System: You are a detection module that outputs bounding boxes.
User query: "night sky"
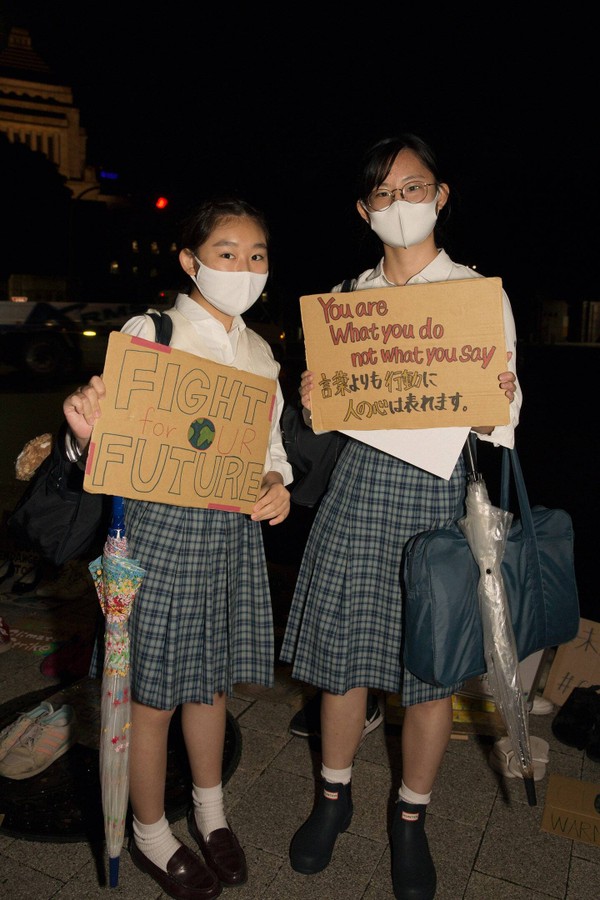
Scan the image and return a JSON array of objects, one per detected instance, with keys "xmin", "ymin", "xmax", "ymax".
[{"xmin": 1, "ymin": 4, "xmax": 597, "ymax": 332}]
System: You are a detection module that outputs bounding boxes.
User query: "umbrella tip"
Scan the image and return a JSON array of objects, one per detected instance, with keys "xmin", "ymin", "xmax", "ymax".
[
  {"xmin": 109, "ymin": 856, "xmax": 120, "ymax": 887},
  {"xmin": 524, "ymin": 777, "xmax": 537, "ymax": 806}
]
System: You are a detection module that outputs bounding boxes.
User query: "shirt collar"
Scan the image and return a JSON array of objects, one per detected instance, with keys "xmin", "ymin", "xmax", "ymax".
[
  {"xmin": 174, "ymin": 292, "xmax": 246, "ymax": 333},
  {"xmin": 366, "ymin": 248, "xmax": 454, "ymax": 286}
]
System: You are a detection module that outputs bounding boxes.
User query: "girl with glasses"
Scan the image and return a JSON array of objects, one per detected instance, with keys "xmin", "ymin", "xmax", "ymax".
[{"xmin": 280, "ymin": 134, "xmax": 521, "ymax": 900}]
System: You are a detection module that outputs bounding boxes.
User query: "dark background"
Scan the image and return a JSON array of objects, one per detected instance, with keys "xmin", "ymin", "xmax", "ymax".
[{"xmin": 0, "ymin": 3, "xmax": 597, "ymax": 339}]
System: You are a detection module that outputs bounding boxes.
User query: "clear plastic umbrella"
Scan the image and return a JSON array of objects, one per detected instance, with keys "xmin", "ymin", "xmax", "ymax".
[
  {"xmin": 89, "ymin": 496, "xmax": 146, "ymax": 886},
  {"xmin": 458, "ymin": 438, "xmax": 536, "ymax": 805}
]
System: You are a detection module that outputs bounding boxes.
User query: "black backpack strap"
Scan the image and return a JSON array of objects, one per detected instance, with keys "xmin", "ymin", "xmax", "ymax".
[
  {"xmin": 340, "ymin": 278, "xmax": 357, "ymax": 292},
  {"xmin": 147, "ymin": 311, "xmax": 173, "ymax": 346}
]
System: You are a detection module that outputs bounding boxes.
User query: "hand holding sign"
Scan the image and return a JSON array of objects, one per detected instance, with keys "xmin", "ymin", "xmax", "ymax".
[{"xmin": 84, "ymin": 332, "xmax": 277, "ymax": 514}]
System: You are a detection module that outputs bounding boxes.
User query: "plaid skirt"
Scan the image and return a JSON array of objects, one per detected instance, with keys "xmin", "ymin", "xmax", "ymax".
[
  {"xmin": 91, "ymin": 500, "xmax": 273, "ymax": 709},
  {"xmin": 279, "ymin": 438, "xmax": 466, "ymax": 706}
]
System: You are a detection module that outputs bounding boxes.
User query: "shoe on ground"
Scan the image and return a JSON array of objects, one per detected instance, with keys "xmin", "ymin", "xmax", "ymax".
[
  {"xmin": 391, "ymin": 800, "xmax": 436, "ymax": 900},
  {"xmin": 289, "ymin": 691, "xmax": 384, "ymax": 740},
  {"xmin": 0, "ymin": 703, "xmax": 77, "ymax": 779},
  {"xmin": 530, "ymin": 695, "xmax": 554, "ymax": 715},
  {"xmin": 488, "ymin": 735, "xmax": 550, "ymax": 782},
  {"xmin": 0, "ymin": 700, "xmax": 54, "ymax": 762},
  {"xmin": 129, "ymin": 837, "xmax": 222, "ymax": 899},
  {"xmin": 289, "ymin": 781, "xmax": 353, "ymax": 874},
  {"xmin": 187, "ymin": 808, "xmax": 247, "ymax": 886},
  {"xmin": 0, "ymin": 616, "xmax": 11, "ymax": 654},
  {"xmin": 10, "ymin": 562, "xmax": 45, "ymax": 596}
]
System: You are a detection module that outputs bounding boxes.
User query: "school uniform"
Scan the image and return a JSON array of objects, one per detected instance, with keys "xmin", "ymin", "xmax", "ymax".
[{"xmin": 279, "ymin": 251, "xmax": 520, "ymax": 705}]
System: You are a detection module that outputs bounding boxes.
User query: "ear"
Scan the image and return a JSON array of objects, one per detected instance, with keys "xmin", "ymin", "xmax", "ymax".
[
  {"xmin": 179, "ymin": 248, "xmax": 196, "ymax": 276},
  {"xmin": 436, "ymin": 183, "xmax": 449, "ymax": 213},
  {"xmin": 356, "ymin": 199, "xmax": 370, "ymax": 223}
]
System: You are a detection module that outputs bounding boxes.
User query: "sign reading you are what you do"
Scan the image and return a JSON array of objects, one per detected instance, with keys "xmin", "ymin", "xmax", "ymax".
[
  {"xmin": 300, "ymin": 277, "xmax": 510, "ymax": 433},
  {"xmin": 84, "ymin": 332, "xmax": 276, "ymax": 515}
]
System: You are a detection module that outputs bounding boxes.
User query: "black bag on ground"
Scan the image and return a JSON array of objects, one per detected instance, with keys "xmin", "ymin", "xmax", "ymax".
[{"xmin": 6, "ymin": 310, "xmax": 174, "ymax": 566}]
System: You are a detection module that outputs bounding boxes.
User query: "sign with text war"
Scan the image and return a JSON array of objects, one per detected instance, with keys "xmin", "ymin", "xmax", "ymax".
[
  {"xmin": 83, "ymin": 331, "xmax": 277, "ymax": 514},
  {"xmin": 300, "ymin": 277, "xmax": 510, "ymax": 431}
]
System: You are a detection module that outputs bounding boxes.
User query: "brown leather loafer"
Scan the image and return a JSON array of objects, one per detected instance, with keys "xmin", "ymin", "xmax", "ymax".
[
  {"xmin": 187, "ymin": 808, "xmax": 248, "ymax": 886},
  {"xmin": 129, "ymin": 838, "xmax": 221, "ymax": 899}
]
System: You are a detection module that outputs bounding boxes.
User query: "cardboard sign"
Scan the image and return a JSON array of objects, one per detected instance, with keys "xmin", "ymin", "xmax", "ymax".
[
  {"xmin": 541, "ymin": 774, "xmax": 600, "ymax": 847},
  {"xmin": 83, "ymin": 332, "xmax": 277, "ymax": 514},
  {"xmin": 300, "ymin": 277, "xmax": 510, "ymax": 432},
  {"xmin": 542, "ymin": 618, "xmax": 600, "ymax": 707}
]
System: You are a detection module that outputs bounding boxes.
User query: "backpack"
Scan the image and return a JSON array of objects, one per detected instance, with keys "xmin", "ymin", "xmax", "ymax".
[{"xmin": 7, "ymin": 312, "xmax": 174, "ymax": 566}]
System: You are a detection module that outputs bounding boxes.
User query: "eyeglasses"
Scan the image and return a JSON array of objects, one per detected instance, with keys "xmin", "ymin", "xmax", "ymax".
[{"xmin": 366, "ymin": 181, "xmax": 439, "ymax": 211}]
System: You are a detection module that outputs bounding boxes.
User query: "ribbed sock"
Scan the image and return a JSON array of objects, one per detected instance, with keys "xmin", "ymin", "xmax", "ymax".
[
  {"xmin": 132, "ymin": 814, "xmax": 181, "ymax": 872},
  {"xmin": 192, "ymin": 782, "xmax": 228, "ymax": 838},
  {"xmin": 322, "ymin": 764, "xmax": 353, "ymax": 786},
  {"xmin": 398, "ymin": 780, "xmax": 432, "ymax": 805}
]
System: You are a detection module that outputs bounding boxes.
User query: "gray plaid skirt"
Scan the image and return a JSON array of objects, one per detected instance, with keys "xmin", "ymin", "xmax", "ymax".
[
  {"xmin": 279, "ymin": 437, "xmax": 466, "ymax": 706},
  {"xmin": 91, "ymin": 500, "xmax": 273, "ymax": 709}
]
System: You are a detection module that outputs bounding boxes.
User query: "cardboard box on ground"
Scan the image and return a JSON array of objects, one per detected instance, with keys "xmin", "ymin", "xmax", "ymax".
[
  {"xmin": 541, "ymin": 774, "xmax": 600, "ymax": 848},
  {"xmin": 543, "ymin": 618, "xmax": 600, "ymax": 707}
]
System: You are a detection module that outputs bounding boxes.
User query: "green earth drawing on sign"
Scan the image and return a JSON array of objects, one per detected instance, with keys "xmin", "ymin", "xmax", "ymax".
[{"xmin": 188, "ymin": 418, "xmax": 216, "ymax": 451}]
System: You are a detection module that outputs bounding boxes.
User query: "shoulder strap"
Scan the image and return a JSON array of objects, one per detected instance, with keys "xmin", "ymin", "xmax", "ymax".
[
  {"xmin": 340, "ymin": 278, "xmax": 356, "ymax": 292},
  {"xmin": 147, "ymin": 311, "xmax": 173, "ymax": 346}
]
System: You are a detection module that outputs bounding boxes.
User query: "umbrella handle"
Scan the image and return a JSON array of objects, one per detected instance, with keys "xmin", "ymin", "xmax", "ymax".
[
  {"xmin": 110, "ymin": 496, "xmax": 125, "ymax": 537},
  {"xmin": 462, "ymin": 434, "xmax": 481, "ymax": 482}
]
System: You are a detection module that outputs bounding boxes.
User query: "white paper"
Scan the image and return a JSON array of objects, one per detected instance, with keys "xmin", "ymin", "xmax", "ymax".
[{"xmin": 340, "ymin": 425, "xmax": 471, "ymax": 480}]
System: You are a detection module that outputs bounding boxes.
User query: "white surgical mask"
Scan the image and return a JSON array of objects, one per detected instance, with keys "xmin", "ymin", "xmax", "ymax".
[
  {"xmin": 192, "ymin": 257, "xmax": 268, "ymax": 316},
  {"xmin": 366, "ymin": 196, "xmax": 439, "ymax": 249}
]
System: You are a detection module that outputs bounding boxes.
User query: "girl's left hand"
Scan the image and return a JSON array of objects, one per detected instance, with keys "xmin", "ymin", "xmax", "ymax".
[
  {"xmin": 251, "ymin": 477, "xmax": 290, "ymax": 525},
  {"xmin": 499, "ymin": 351, "xmax": 516, "ymax": 402}
]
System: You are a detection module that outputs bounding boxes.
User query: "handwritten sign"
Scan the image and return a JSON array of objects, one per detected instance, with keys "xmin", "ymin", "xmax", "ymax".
[
  {"xmin": 542, "ymin": 618, "xmax": 600, "ymax": 707},
  {"xmin": 300, "ymin": 277, "xmax": 510, "ymax": 431},
  {"xmin": 84, "ymin": 331, "xmax": 277, "ymax": 514}
]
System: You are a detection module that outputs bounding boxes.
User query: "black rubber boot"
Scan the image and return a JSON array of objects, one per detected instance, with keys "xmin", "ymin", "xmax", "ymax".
[
  {"xmin": 289, "ymin": 781, "xmax": 353, "ymax": 874},
  {"xmin": 391, "ymin": 800, "xmax": 436, "ymax": 900}
]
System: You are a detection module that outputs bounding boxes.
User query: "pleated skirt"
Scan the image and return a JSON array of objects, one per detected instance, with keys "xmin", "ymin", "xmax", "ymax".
[
  {"xmin": 92, "ymin": 499, "xmax": 273, "ymax": 709},
  {"xmin": 279, "ymin": 437, "xmax": 466, "ymax": 706}
]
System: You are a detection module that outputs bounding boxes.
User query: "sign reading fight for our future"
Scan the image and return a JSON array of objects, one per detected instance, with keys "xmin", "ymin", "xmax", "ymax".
[
  {"xmin": 300, "ymin": 277, "xmax": 510, "ymax": 432},
  {"xmin": 84, "ymin": 332, "xmax": 277, "ymax": 514}
]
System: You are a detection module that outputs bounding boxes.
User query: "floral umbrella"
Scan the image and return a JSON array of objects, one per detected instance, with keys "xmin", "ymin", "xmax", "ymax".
[
  {"xmin": 89, "ymin": 496, "xmax": 145, "ymax": 887},
  {"xmin": 459, "ymin": 438, "xmax": 536, "ymax": 806}
]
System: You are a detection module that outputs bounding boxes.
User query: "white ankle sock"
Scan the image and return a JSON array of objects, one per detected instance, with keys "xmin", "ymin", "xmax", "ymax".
[
  {"xmin": 192, "ymin": 782, "xmax": 228, "ymax": 838},
  {"xmin": 322, "ymin": 764, "xmax": 352, "ymax": 786},
  {"xmin": 132, "ymin": 814, "xmax": 181, "ymax": 872},
  {"xmin": 398, "ymin": 781, "xmax": 432, "ymax": 805}
]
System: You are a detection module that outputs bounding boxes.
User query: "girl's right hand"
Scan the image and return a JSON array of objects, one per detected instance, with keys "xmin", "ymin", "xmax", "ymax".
[
  {"xmin": 63, "ymin": 375, "xmax": 106, "ymax": 449},
  {"xmin": 299, "ymin": 370, "xmax": 315, "ymax": 411}
]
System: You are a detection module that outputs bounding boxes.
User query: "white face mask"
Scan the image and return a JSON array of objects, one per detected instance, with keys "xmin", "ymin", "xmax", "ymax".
[
  {"xmin": 192, "ymin": 257, "xmax": 268, "ymax": 316},
  {"xmin": 366, "ymin": 196, "xmax": 439, "ymax": 249}
]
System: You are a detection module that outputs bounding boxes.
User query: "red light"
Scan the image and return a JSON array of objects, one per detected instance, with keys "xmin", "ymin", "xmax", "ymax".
[{"xmin": 155, "ymin": 196, "xmax": 169, "ymax": 209}]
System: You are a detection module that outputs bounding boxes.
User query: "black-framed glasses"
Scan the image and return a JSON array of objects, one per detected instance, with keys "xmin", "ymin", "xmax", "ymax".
[{"xmin": 366, "ymin": 181, "xmax": 439, "ymax": 211}]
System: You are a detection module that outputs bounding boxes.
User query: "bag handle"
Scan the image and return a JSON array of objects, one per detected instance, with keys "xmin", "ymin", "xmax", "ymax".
[{"xmin": 501, "ymin": 446, "xmax": 536, "ymax": 540}]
